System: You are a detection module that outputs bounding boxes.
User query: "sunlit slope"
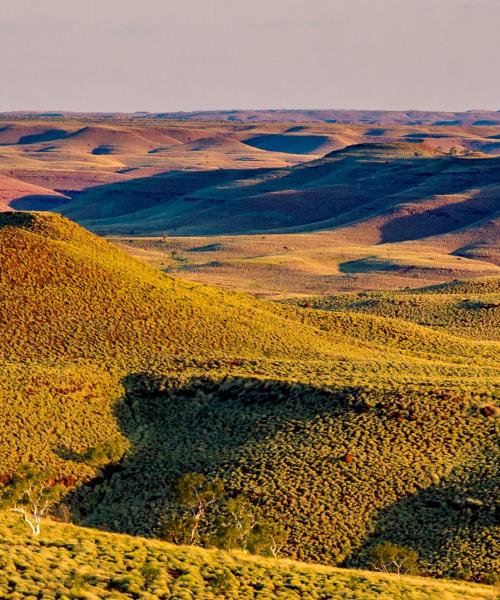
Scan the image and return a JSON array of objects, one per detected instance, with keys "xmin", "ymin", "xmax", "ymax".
[
  {"xmin": 289, "ymin": 277, "xmax": 500, "ymax": 341},
  {"xmin": 0, "ymin": 212, "xmax": 498, "ymax": 582},
  {"xmin": 0, "ymin": 515, "xmax": 493, "ymax": 600},
  {"xmin": 2, "ymin": 212, "xmax": 497, "ymax": 370},
  {"xmin": 0, "ymin": 212, "xmax": 338, "ymax": 365}
]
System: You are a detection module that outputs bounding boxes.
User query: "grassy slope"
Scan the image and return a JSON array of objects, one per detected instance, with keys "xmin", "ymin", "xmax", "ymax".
[
  {"xmin": 0, "ymin": 212, "xmax": 341, "ymax": 366},
  {"xmin": 0, "ymin": 212, "xmax": 498, "ymax": 583},
  {"xmin": 0, "ymin": 514, "xmax": 494, "ymax": 600},
  {"xmin": 287, "ymin": 277, "xmax": 500, "ymax": 341}
]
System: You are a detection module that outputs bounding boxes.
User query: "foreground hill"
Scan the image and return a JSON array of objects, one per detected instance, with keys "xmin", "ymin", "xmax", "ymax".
[
  {"xmin": 0, "ymin": 514, "xmax": 493, "ymax": 600},
  {"xmin": 0, "ymin": 212, "xmax": 498, "ymax": 583}
]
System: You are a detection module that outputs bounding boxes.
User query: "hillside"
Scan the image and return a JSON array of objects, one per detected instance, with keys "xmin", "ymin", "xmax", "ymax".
[
  {"xmin": 116, "ymin": 229, "xmax": 500, "ymax": 298},
  {"xmin": 0, "ymin": 173, "xmax": 68, "ymax": 211},
  {"xmin": 59, "ymin": 143, "xmax": 500, "ymax": 241},
  {"xmin": 0, "ymin": 212, "xmax": 498, "ymax": 584},
  {"xmin": 286, "ymin": 277, "xmax": 500, "ymax": 341},
  {"xmin": 0, "ymin": 514, "xmax": 494, "ymax": 600},
  {"xmin": 0, "ymin": 211, "xmax": 343, "ymax": 366}
]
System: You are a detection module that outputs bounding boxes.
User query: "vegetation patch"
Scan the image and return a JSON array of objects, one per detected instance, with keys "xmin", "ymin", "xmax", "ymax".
[
  {"xmin": 0, "ymin": 212, "xmax": 498, "ymax": 585},
  {"xmin": 0, "ymin": 513, "xmax": 494, "ymax": 599}
]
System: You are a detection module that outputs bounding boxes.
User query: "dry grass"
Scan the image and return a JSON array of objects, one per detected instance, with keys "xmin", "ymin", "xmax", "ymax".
[
  {"xmin": 0, "ymin": 513, "xmax": 495, "ymax": 599},
  {"xmin": 115, "ymin": 235, "xmax": 500, "ymax": 297}
]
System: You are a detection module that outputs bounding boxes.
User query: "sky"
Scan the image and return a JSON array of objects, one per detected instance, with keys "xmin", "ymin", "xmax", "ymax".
[{"xmin": 0, "ymin": 0, "xmax": 499, "ymax": 113}]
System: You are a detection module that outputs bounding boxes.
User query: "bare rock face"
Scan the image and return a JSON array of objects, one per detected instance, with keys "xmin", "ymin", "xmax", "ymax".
[
  {"xmin": 343, "ymin": 452, "xmax": 354, "ymax": 464},
  {"xmin": 480, "ymin": 405, "xmax": 496, "ymax": 418}
]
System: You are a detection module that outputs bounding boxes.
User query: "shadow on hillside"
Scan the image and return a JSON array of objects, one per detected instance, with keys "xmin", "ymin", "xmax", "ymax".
[
  {"xmin": 379, "ymin": 185, "xmax": 500, "ymax": 244},
  {"xmin": 69, "ymin": 373, "xmax": 366, "ymax": 536},
  {"xmin": 6, "ymin": 149, "xmax": 494, "ymax": 236},
  {"xmin": 0, "ymin": 128, "xmax": 70, "ymax": 146},
  {"xmin": 350, "ymin": 466, "xmax": 498, "ymax": 580},
  {"xmin": 242, "ymin": 133, "xmax": 331, "ymax": 154},
  {"xmin": 339, "ymin": 257, "xmax": 400, "ymax": 273},
  {"xmin": 8, "ymin": 195, "xmax": 69, "ymax": 211},
  {"xmin": 64, "ymin": 372, "xmax": 497, "ymax": 581},
  {"xmin": 17, "ymin": 129, "xmax": 70, "ymax": 145}
]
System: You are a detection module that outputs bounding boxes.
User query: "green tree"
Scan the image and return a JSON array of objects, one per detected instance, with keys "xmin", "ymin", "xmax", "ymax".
[
  {"xmin": 0, "ymin": 465, "xmax": 64, "ymax": 536},
  {"xmin": 212, "ymin": 496, "xmax": 287, "ymax": 557},
  {"xmin": 166, "ymin": 473, "xmax": 225, "ymax": 545},
  {"xmin": 368, "ymin": 542, "xmax": 419, "ymax": 575}
]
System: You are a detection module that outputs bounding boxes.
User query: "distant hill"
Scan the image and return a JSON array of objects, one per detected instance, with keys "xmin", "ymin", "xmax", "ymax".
[
  {"xmin": 0, "ymin": 212, "xmax": 498, "ymax": 582},
  {"xmin": 145, "ymin": 108, "xmax": 500, "ymax": 126},
  {"xmin": 2, "ymin": 108, "xmax": 500, "ymax": 126},
  {"xmin": 61, "ymin": 143, "xmax": 499, "ymax": 264},
  {"xmin": 0, "ymin": 173, "xmax": 68, "ymax": 211},
  {"xmin": 1, "ymin": 117, "xmax": 498, "ymax": 293}
]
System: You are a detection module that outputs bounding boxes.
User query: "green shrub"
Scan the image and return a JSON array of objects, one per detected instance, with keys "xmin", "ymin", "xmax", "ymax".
[{"xmin": 367, "ymin": 542, "xmax": 419, "ymax": 575}]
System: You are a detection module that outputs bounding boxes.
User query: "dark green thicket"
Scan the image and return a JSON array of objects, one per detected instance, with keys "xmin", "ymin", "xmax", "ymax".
[{"xmin": 72, "ymin": 374, "xmax": 498, "ymax": 581}]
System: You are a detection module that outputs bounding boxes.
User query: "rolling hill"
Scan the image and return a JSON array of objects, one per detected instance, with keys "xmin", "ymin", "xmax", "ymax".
[
  {"xmin": 2, "ymin": 118, "xmax": 498, "ymax": 299},
  {"xmin": 0, "ymin": 212, "xmax": 498, "ymax": 585},
  {"xmin": 3, "ymin": 108, "xmax": 500, "ymax": 126},
  {"xmin": 0, "ymin": 173, "xmax": 68, "ymax": 211},
  {"xmin": 115, "ymin": 226, "xmax": 500, "ymax": 298},
  {"xmin": 1, "ymin": 117, "xmax": 498, "ymax": 209},
  {"xmin": 52, "ymin": 139, "xmax": 497, "ymax": 296},
  {"xmin": 59, "ymin": 143, "xmax": 499, "ymax": 246},
  {"xmin": 0, "ymin": 513, "xmax": 494, "ymax": 599}
]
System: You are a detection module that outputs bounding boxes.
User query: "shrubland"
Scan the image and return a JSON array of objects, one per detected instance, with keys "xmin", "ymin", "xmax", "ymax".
[
  {"xmin": 0, "ymin": 513, "xmax": 495, "ymax": 599},
  {"xmin": 288, "ymin": 278, "xmax": 499, "ymax": 341},
  {"xmin": 0, "ymin": 212, "xmax": 498, "ymax": 586}
]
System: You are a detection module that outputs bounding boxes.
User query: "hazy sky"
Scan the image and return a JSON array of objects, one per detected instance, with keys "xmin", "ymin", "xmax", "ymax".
[{"xmin": 1, "ymin": 0, "xmax": 498, "ymax": 112}]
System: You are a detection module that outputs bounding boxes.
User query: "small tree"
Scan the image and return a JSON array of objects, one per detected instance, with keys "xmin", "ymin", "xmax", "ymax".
[
  {"xmin": 173, "ymin": 472, "xmax": 224, "ymax": 544},
  {"xmin": 368, "ymin": 541, "xmax": 418, "ymax": 575},
  {"xmin": 0, "ymin": 465, "xmax": 64, "ymax": 536},
  {"xmin": 258, "ymin": 518, "xmax": 287, "ymax": 558},
  {"xmin": 212, "ymin": 496, "xmax": 258, "ymax": 552},
  {"xmin": 212, "ymin": 496, "xmax": 287, "ymax": 557},
  {"xmin": 159, "ymin": 510, "xmax": 197, "ymax": 545}
]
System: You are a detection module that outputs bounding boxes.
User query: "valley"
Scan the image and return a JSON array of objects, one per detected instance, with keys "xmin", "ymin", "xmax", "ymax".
[
  {"xmin": 0, "ymin": 114, "xmax": 499, "ymax": 296},
  {"xmin": 0, "ymin": 113, "xmax": 498, "ymax": 598}
]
